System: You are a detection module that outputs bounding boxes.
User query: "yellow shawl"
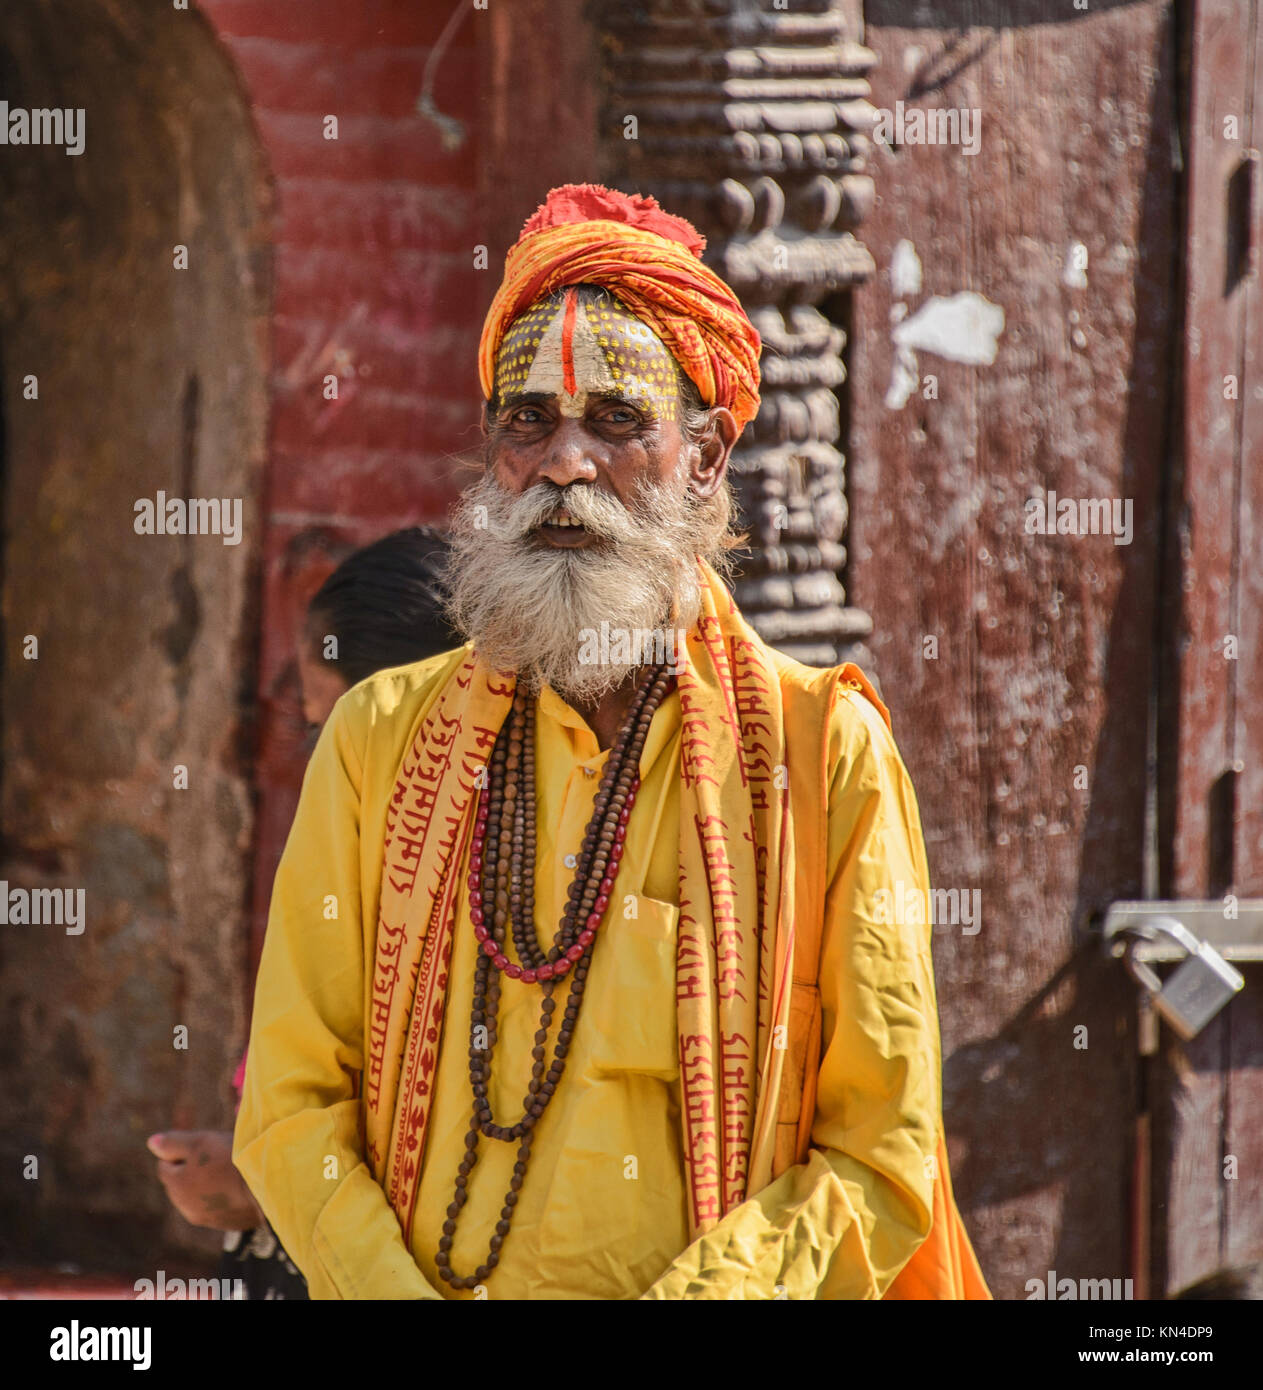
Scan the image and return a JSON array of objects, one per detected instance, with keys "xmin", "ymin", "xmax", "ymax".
[{"xmin": 362, "ymin": 559, "xmax": 987, "ymax": 1299}]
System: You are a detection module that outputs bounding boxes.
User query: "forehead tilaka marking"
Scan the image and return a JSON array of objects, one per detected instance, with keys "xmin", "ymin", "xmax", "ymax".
[{"xmin": 494, "ymin": 288, "xmax": 684, "ymax": 421}]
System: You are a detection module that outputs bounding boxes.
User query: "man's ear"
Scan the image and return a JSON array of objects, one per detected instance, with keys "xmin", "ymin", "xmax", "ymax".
[{"xmin": 686, "ymin": 406, "xmax": 739, "ymax": 499}]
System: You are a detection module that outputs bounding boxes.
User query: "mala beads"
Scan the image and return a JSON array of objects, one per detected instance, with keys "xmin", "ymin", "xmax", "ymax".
[{"xmin": 434, "ymin": 662, "xmax": 675, "ymax": 1290}]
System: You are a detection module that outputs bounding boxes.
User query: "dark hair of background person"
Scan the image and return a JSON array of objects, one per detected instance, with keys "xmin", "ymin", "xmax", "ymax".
[{"xmin": 306, "ymin": 525, "xmax": 457, "ymax": 685}]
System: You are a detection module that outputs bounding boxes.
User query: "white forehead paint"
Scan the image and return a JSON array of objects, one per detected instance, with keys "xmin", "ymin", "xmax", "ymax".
[
  {"xmin": 522, "ymin": 295, "xmax": 617, "ymax": 418},
  {"xmin": 496, "ymin": 288, "xmax": 684, "ymax": 422}
]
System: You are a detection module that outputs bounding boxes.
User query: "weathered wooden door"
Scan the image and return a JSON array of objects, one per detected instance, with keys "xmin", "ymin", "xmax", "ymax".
[
  {"xmin": 1148, "ymin": 0, "xmax": 1263, "ymax": 1298},
  {"xmin": 851, "ymin": 0, "xmax": 1261, "ymax": 1299}
]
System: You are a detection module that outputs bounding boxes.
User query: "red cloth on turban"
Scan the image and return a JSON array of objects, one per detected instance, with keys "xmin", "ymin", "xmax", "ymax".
[{"xmin": 479, "ymin": 184, "xmax": 762, "ymax": 430}]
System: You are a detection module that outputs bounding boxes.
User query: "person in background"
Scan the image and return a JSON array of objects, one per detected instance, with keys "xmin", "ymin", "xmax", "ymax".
[{"xmin": 146, "ymin": 525, "xmax": 455, "ymax": 1299}]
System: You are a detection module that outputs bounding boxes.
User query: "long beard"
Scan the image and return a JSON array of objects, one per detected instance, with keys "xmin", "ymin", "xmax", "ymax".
[{"xmin": 445, "ymin": 469, "xmax": 721, "ymax": 706}]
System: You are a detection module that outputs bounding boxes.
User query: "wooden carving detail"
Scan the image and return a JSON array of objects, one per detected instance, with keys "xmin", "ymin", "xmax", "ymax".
[{"xmin": 600, "ymin": 0, "xmax": 877, "ymax": 665}]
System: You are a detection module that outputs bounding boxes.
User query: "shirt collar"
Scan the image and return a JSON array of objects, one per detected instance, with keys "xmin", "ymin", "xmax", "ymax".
[{"xmin": 538, "ymin": 680, "xmax": 680, "ymax": 776}]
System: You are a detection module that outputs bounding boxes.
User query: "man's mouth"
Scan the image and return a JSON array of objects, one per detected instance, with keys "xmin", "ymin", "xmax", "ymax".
[{"xmin": 535, "ymin": 508, "xmax": 594, "ymax": 546}]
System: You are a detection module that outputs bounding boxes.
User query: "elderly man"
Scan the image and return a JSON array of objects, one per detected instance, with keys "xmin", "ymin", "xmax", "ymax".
[{"xmin": 233, "ymin": 184, "xmax": 990, "ymax": 1301}]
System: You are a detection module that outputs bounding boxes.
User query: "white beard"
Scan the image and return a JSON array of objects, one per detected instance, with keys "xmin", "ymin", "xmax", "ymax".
[{"xmin": 446, "ymin": 469, "xmax": 725, "ymax": 706}]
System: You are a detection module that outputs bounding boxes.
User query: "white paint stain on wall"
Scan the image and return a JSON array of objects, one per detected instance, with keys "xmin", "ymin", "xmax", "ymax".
[
  {"xmin": 884, "ymin": 238, "xmax": 1005, "ymax": 409},
  {"xmin": 890, "ymin": 238, "xmax": 923, "ymax": 298},
  {"xmin": 884, "ymin": 344, "xmax": 921, "ymax": 410},
  {"xmin": 893, "ymin": 292, "xmax": 1005, "ymax": 365},
  {"xmin": 1063, "ymin": 241, "xmax": 1089, "ymax": 288}
]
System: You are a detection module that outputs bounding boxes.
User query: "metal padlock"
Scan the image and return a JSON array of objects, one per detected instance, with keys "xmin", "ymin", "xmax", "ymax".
[{"xmin": 1121, "ymin": 916, "xmax": 1244, "ymax": 1040}]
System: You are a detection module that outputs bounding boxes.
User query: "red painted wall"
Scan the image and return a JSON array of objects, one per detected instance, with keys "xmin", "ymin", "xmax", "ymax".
[{"xmin": 198, "ymin": 0, "xmax": 486, "ymax": 969}]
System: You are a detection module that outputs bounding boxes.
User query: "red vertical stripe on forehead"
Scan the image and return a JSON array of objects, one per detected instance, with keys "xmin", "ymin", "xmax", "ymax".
[{"xmin": 561, "ymin": 288, "xmax": 578, "ymax": 397}]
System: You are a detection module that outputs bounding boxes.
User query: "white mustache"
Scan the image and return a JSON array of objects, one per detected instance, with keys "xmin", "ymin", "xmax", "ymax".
[{"xmin": 495, "ymin": 482, "xmax": 646, "ymax": 542}]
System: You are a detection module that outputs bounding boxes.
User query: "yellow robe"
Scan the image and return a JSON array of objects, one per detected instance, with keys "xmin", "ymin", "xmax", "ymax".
[{"xmin": 234, "ymin": 647, "xmax": 981, "ymax": 1299}]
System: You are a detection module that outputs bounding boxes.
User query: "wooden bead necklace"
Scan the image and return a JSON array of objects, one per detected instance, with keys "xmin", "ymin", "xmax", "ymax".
[{"xmin": 434, "ymin": 662, "xmax": 675, "ymax": 1290}]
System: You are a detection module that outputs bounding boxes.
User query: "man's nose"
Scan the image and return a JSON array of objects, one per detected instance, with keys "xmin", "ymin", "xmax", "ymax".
[{"xmin": 536, "ymin": 417, "xmax": 598, "ymax": 489}]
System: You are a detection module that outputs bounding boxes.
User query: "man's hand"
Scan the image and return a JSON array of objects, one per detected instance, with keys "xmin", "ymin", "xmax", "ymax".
[{"xmin": 147, "ymin": 1130, "xmax": 265, "ymax": 1231}]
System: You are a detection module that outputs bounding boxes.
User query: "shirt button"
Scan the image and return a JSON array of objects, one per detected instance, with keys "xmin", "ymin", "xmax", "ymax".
[{"xmin": 584, "ymin": 767, "xmax": 596, "ymax": 777}]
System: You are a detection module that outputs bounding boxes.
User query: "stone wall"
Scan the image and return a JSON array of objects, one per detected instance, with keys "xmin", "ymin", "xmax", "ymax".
[{"xmin": 0, "ymin": 0, "xmax": 270, "ymax": 1265}]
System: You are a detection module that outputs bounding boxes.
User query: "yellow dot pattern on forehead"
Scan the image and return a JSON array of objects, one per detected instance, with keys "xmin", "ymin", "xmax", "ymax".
[
  {"xmin": 494, "ymin": 290, "xmax": 683, "ymax": 422},
  {"xmin": 494, "ymin": 298, "xmax": 562, "ymax": 400}
]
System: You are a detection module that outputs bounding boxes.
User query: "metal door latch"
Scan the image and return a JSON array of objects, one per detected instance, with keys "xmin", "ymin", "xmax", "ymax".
[{"xmin": 1101, "ymin": 901, "xmax": 1251, "ymax": 1040}]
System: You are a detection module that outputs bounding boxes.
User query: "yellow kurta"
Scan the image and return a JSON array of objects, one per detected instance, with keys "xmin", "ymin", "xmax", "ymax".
[
  {"xmin": 413, "ymin": 682, "xmax": 688, "ymax": 1297},
  {"xmin": 234, "ymin": 647, "xmax": 944, "ymax": 1299}
]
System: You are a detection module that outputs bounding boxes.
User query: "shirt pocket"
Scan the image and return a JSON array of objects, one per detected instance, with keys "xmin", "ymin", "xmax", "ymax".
[
  {"xmin": 775, "ymin": 980, "xmax": 822, "ymax": 1173},
  {"xmin": 578, "ymin": 894, "xmax": 680, "ymax": 1082}
]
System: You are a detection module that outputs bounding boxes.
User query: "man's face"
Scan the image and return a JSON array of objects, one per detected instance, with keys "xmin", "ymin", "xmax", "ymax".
[
  {"xmin": 446, "ymin": 286, "xmax": 738, "ymax": 704},
  {"xmin": 485, "ymin": 288, "xmax": 705, "ymax": 546}
]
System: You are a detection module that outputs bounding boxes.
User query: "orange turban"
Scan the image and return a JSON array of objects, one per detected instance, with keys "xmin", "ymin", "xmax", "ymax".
[{"xmin": 479, "ymin": 184, "xmax": 762, "ymax": 430}]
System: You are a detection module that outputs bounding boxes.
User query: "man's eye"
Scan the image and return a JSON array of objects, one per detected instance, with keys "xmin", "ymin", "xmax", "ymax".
[
  {"xmin": 603, "ymin": 408, "xmax": 638, "ymax": 424},
  {"xmin": 512, "ymin": 407, "xmax": 544, "ymax": 424}
]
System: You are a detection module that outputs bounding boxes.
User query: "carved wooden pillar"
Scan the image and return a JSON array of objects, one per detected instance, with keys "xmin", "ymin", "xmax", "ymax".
[{"xmin": 599, "ymin": 0, "xmax": 878, "ymax": 667}]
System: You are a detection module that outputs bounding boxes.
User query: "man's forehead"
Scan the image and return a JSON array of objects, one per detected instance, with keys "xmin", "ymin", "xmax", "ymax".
[{"xmin": 493, "ymin": 287, "xmax": 684, "ymax": 420}]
